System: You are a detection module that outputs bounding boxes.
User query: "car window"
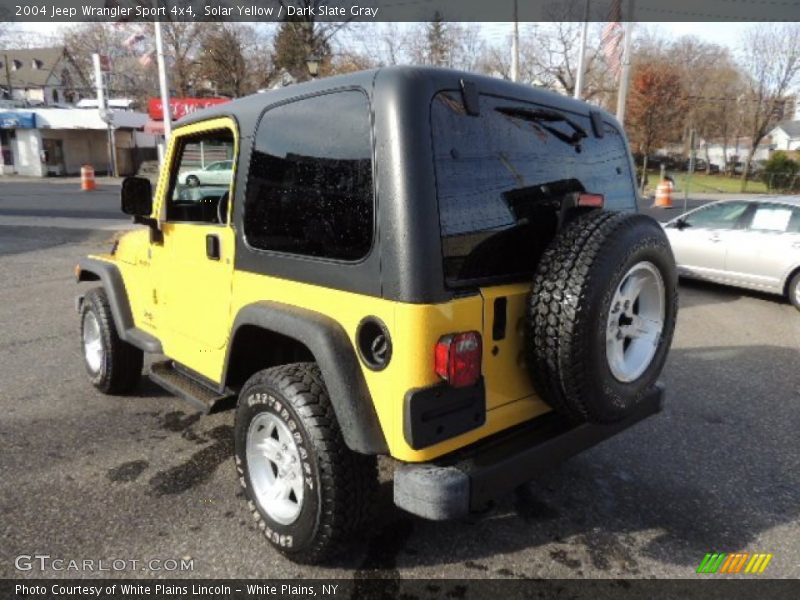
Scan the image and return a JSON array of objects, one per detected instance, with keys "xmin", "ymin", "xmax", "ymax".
[
  {"xmin": 788, "ymin": 207, "xmax": 800, "ymax": 233},
  {"xmin": 682, "ymin": 201, "xmax": 750, "ymax": 230},
  {"xmin": 244, "ymin": 90, "xmax": 374, "ymax": 261},
  {"xmin": 748, "ymin": 204, "xmax": 795, "ymax": 233},
  {"xmin": 431, "ymin": 91, "xmax": 637, "ymax": 285},
  {"xmin": 166, "ymin": 129, "xmax": 235, "ymax": 224}
]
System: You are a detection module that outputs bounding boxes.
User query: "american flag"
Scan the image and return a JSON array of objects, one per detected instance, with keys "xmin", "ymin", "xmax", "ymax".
[{"xmin": 601, "ymin": 0, "xmax": 624, "ymax": 80}]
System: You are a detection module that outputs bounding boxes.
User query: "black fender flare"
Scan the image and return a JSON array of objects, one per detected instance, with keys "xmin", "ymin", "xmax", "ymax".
[
  {"xmin": 76, "ymin": 258, "xmax": 162, "ymax": 354},
  {"xmin": 224, "ymin": 301, "xmax": 389, "ymax": 455}
]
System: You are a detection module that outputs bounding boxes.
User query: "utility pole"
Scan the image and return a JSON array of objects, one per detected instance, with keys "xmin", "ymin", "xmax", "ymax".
[
  {"xmin": 510, "ymin": 0, "xmax": 519, "ymax": 83},
  {"xmin": 93, "ymin": 53, "xmax": 117, "ymax": 177},
  {"xmin": 684, "ymin": 128, "xmax": 696, "ymax": 212},
  {"xmin": 154, "ymin": 21, "xmax": 172, "ymax": 145},
  {"xmin": 574, "ymin": 0, "xmax": 590, "ymax": 99},
  {"xmin": 3, "ymin": 53, "xmax": 12, "ymax": 101}
]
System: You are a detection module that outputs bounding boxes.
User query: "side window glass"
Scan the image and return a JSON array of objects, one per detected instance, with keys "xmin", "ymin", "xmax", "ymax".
[
  {"xmin": 244, "ymin": 91, "xmax": 374, "ymax": 260},
  {"xmin": 167, "ymin": 130, "xmax": 235, "ymax": 224},
  {"xmin": 684, "ymin": 202, "xmax": 749, "ymax": 230},
  {"xmin": 749, "ymin": 204, "xmax": 794, "ymax": 233},
  {"xmin": 787, "ymin": 208, "xmax": 800, "ymax": 233}
]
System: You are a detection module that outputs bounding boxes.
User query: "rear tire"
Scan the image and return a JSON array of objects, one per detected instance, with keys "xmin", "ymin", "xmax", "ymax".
[
  {"xmin": 788, "ymin": 271, "xmax": 800, "ymax": 311},
  {"xmin": 234, "ymin": 363, "xmax": 377, "ymax": 564},
  {"xmin": 526, "ymin": 211, "xmax": 678, "ymax": 423},
  {"xmin": 186, "ymin": 175, "xmax": 200, "ymax": 187},
  {"xmin": 80, "ymin": 287, "xmax": 143, "ymax": 394}
]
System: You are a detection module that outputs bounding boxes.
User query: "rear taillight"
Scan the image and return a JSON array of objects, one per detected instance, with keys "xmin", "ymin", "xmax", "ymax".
[
  {"xmin": 577, "ymin": 193, "xmax": 604, "ymax": 208},
  {"xmin": 434, "ymin": 331, "xmax": 482, "ymax": 388}
]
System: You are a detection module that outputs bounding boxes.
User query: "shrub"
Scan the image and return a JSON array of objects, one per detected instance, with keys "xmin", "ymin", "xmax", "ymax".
[{"xmin": 761, "ymin": 151, "xmax": 800, "ymax": 191}]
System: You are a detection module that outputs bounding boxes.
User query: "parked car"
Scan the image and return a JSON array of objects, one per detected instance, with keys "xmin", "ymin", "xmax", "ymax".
[
  {"xmin": 680, "ymin": 157, "xmax": 707, "ymax": 172},
  {"xmin": 181, "ymin": 159, "xmax": 233, "ymax": 186},
  {"xmin": 664, "ymin": 197, "xmax": 800, "ymax": 309}
]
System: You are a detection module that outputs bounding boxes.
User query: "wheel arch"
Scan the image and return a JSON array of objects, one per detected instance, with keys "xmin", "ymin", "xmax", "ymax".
[
  {"xmin": 223, "ymin": 301, "xmax": 388, "ymax": 455},
  {"xmin": 782, "ymin": 264, "xmax": 800, "ymax": 298},
  {"xmin": 76, "ymin": 258, "xmax": 135, "ymax": 338}
]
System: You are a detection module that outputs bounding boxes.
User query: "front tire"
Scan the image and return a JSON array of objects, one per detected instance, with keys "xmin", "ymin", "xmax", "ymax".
[
  {"xmin": 80, "ymin": 287, "xmax": 143, "ymax": 394},
  {"xmin": 186, "ymin": 175, "xmax": 200, "ymax": 187},
  {"xmin": 234, "ymin": 363, "xmax": 377, "ymax": 564}
]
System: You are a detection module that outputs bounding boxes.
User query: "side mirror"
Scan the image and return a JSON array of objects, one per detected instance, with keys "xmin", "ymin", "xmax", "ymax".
[
  {"xmin": 121, "ymin": 176, "xmax": 153, "ymax": 217},
  {"xmin": 674, "ymin": 218, "xmax": 689, "ymax": 230}
]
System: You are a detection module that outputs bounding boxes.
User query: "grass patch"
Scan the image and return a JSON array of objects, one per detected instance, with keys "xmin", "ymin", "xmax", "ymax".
[
  {"xmin": 675, "ymin": 173, "xmax": 768, "ymax": 194},
  {"xmin": 645, "ymin": 171, "xmax": 769, "ymax": 194}
]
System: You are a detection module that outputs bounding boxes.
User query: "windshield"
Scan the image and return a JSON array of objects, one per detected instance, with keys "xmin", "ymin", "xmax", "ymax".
[{"xmin": 431, "ymin": 91, "xmax": 637, "ymax": 286}]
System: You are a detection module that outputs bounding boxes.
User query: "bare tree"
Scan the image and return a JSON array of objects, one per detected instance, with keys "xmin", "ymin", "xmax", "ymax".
[
  {"xmin": 161, "ymin": 23, "xmax": 208, "ymax": 97},
  {"xmin": 195, "ymin": 24, "xmax": 254, "ymax": 97},
  {"xmin": 272, "ymin": 0, "xmax": 351, "ymax": 81},
  {"xmin": 738, "ymin": 23, "xmax": 800, "ymax": 188},
  {"xmin": 61, "ymin": 23, "xmax": 158, "ymax": 105},
  {"xmin": 402, "ymin": 19, "xmax": 487, "ymax": 72},
  {"xmin": 338, "ymin": 23, "xmax": 400, "ymax": 68},
  {"xmin": 245, "ymin": 25, "xmax": 278, "ymax": 91},
  {"xmin": 668, "ymin": 36, "xmax": 748, "ymax": 169}
]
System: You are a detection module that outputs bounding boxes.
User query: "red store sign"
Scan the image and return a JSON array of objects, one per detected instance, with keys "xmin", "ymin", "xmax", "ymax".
[{"xmin": 148, "ymin": 97, "xmax": 230, "ymax": 121}]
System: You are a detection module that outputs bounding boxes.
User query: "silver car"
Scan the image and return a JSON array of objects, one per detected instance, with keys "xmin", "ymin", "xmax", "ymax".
[{"xmin": 663, "ymin": 197, "xmax": 800, "ymax": 310}]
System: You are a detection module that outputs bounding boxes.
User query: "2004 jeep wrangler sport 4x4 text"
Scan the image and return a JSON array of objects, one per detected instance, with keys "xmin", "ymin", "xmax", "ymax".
[{"xmin": 76, "ymin": 67, "xmax": 678, "ymax": 563}]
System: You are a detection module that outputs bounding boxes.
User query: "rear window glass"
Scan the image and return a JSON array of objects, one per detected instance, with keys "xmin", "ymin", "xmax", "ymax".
[{"xmin": 431, "ymin": 92, "xmax": 636, "ymax": 285}]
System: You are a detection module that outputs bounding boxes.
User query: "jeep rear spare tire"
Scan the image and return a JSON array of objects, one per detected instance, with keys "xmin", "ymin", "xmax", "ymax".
[{"xmin": 526, "ymin": 211, "xmax": 678, "ymax": 423}]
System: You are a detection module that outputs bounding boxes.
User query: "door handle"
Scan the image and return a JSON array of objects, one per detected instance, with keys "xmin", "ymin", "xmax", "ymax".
[
  {"xmin": 709, "ymin": 234, "xmax": 722, "ymax": 243},
  {"xmin": 793, "ymin": 242, "xmax": 800, "ymax": 249},
  {"xmin": 206, "ymin": 234, "xmax": 220, "ymax": 260}
]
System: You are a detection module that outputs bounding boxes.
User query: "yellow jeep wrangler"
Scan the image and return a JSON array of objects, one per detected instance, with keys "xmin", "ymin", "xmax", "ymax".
[{"xmin": 76, "ymin": 67, "xmax": 677, "ymax": 563}]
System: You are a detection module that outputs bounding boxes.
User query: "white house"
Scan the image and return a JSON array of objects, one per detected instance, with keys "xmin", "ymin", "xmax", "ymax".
[
  {"xmin": 767, "ymin": 120, "xmax": 800, "ymax": 152},
  {"xmin": 701, "ymin": 137, "xmax": 771, "ymax": 169},
  {"xmin": 0, "ymin": 47, "xmax": 87, "ymax": 106}
]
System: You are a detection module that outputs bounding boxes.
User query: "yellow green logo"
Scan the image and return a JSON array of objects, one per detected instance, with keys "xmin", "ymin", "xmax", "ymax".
[{"xmin": 696, "ymin": 552, "xmax": 773, "ymax": 574}]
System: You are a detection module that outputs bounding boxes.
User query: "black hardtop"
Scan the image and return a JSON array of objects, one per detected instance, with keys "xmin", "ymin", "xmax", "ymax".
[
  {"xmin": 175, "ymin": 66, "xmax": 633, "ymax": 305},
  {"xmin": 175, "ymin": 65, "xmax": 619, "ymax": 133}
]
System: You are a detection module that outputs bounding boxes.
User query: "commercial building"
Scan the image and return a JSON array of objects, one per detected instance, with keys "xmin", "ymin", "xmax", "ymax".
[{"xmin": 0, "ymin": 107, "xmax": 156, "ymax": 177}]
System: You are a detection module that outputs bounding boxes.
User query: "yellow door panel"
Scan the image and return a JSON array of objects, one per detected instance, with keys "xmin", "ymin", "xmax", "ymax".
[
  {"xmin": 157, "ymin": 222, "xmax": 234, "ymax": 349},
  {"xmin": 148, "ymin": 117, "xmax": 239, "ymax": 379}
]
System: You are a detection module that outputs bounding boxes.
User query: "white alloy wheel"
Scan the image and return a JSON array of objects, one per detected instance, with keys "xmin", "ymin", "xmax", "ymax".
[
  {"xmin": 82, "ymin": 311, "xmax": 104, "ymax": 374},
  {"xmin": 606, "ymin": 261, "xmax": 665, "ymax": 383},
  {"xmin": 246, "ymin": 412, "xmax": 305, "ymax": 525}
]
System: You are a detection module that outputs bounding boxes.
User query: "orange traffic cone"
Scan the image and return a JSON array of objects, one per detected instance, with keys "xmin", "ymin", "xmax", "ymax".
[
  {"xmin": 81, "ymin": 165, "xmax": 96, "ymax": 191},
  {"xmin": 653, "ymin": 180, "xmax": 672, "ymax": 208}
]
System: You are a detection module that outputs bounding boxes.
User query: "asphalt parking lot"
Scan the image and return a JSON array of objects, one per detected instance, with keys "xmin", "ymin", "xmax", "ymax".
[{"xmin": 1, "ymin": 180, "xmax": 799, "ymax": 582}]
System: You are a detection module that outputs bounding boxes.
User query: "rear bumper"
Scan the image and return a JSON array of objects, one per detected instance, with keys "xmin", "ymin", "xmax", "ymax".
[{"xmin": 393, "ymin": 383, "xmax": 664, "ymax": 520}]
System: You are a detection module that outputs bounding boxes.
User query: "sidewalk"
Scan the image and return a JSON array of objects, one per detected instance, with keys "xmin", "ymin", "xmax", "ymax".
[{"xmin": 0, "ymin": 175, "xmax": 124, "ymax": 186}]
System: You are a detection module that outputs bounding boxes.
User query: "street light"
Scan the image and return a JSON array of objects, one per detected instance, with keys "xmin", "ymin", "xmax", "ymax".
[{"xmin": 306, "ymin": 56, "xmax": 321, "ymax": 79}]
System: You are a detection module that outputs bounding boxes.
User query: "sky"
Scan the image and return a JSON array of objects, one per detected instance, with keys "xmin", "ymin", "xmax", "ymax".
[
  {"xmin": 652, "ymin": 21, "xmax": 751, "ymax": 49},
  {"xmin": 11, "ymin": 21, "xmax": 753, "ymax": 53}
]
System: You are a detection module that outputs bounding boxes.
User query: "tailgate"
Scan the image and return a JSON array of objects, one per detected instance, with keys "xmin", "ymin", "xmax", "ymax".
[{"xmin": 480, "ymin": 283, "xmax": 548, "ymax": 411}]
